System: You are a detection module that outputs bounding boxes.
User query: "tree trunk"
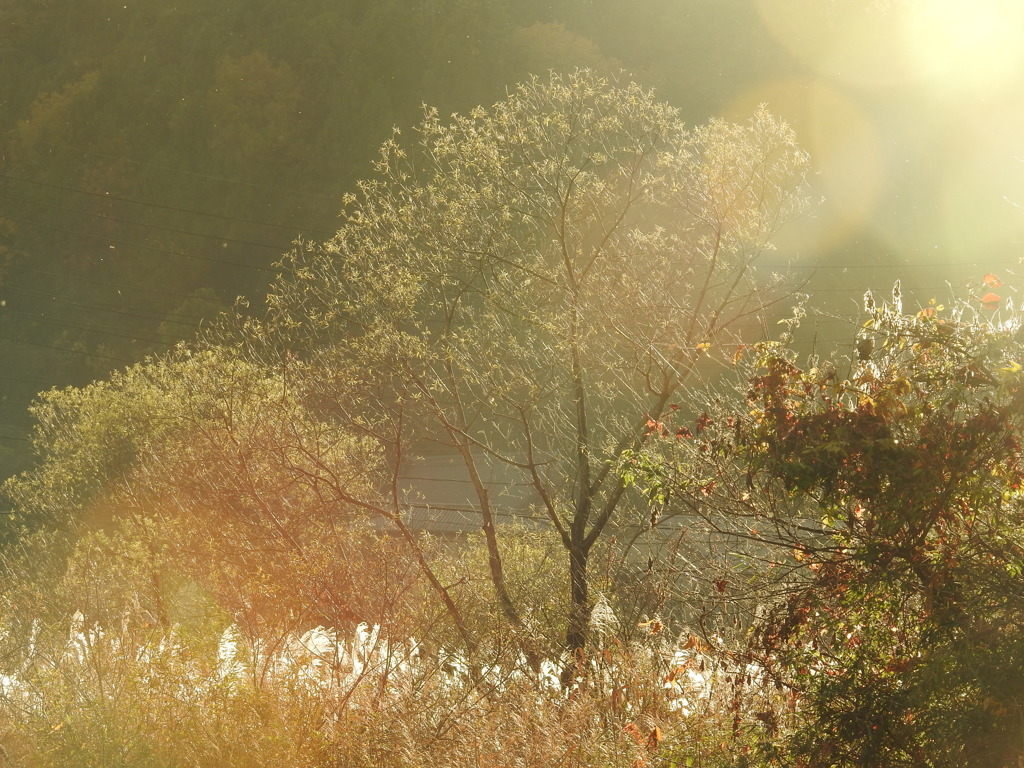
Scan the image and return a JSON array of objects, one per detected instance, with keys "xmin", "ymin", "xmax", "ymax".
[{"xmin": 562, "ymin": 542, "xmax": 591, "ymax": 683}]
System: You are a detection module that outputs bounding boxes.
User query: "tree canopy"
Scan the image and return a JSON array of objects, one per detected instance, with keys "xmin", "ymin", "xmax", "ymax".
[{"xmin": 259, "ymin": 71, "xmax": 810, "ymax": 659}]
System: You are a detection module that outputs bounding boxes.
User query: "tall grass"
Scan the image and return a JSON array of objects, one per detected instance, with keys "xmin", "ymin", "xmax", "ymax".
[
  {"xmin": 0, "ymin": 521, "xmax": 785, "ymax": 767},
  {"xmin": 0, "ymin": 608, "xmax": 787, "ymax": 767}
]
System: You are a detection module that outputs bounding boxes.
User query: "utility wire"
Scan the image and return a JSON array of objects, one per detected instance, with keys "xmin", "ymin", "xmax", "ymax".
[
  {"xmin": 0, "ymin": 375, "xmax": 50, "ymax": 388},
  {"xmin": 5, "ymin": 263, "xmax": 220, "ymax": 302},
  {"xmin": 49, "ymin": 141, "xmax": 343, "ymax": 204},
  {"xmin": 0, "ymin": 334, "xmax": 133, "ymax": 364},
  {"xmin": 0, "ymin": 212, "xmax": 277, "ymax": 273},
  {"xmin": 399, "ymin": 474, "xmax": 534, "ymax": 488},
  {"xmin": 0, "ymin": 308, "xmax": 175, "ymax": 348},
  {"xmin": 0, "ymin": 171, "xmax": 336, "ymax": 237},
  {"xmin": 760, "ymin": 260, "xmax": 1020, "ymax": 271},
  {"xmin": 3, "ymin": 286, "xmax": 206, "ymax": 329},
  {"xmin": 0, "ymin": 189, "xmax": 287, "ymax": 251},
  {"xmin": 399, "ymin": 502, "xmax": 687, "ymax": 534}
]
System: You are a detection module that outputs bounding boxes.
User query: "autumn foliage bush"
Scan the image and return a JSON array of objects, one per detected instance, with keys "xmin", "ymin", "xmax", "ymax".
[{"xmin": 637, "ymin": 283, "xmax": 1024, "ymax": 767}]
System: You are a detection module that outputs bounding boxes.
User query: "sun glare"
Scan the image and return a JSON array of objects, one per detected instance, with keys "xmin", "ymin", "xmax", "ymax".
[
  {"xmin": 755, "ymin": 0, "xmax": 1024, "ymax": 95},
  {"xmin": 723, "ymin": 78, "xmax": 883, "ymax": 254},
  {"xmin": 903, "ymin": 0, "xmax": 1024, "ymax": 96},
  {"xmin": 751, "ymin": 0, "xmax": 1024, "ymax": 267}
]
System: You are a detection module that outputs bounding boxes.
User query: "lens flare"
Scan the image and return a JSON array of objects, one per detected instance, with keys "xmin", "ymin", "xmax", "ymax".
[
  {"xmin": 755, "ymin": 0, "xmax": 1024, "ymax": 96},
  {"xmin": 753, "ymin": 0, "xmax": 919, "ymax": 88},
  {"xmin": 903, "ymin": 0, "xmax": 1024, "ymax": 97},
  {"xmin": 722, "ymin": 78, "xmax": 884, "ymax": 254}
]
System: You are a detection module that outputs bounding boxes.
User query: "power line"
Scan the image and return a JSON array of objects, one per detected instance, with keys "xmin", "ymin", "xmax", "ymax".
[
  {"xmin": 0, "ymin": 212, "xmax": 277, "ymax": 273},
  {"xmin": 0, "ymin": 189, "xmax": 287, "ymax": 251},
  {"xmin": 399, "ymin": 502, "xmax": 696, "ymax": 536},
  {"xmin": 0, "ymin": 375, "xmax": 50, "ymax": 388},
  {"xmin": 0, "ymin": 171, "xmax": 336, "ymax": 237},
  {"xmin": 5, "ymin": 262, "xmax": 219, "ymax": 302},
  {"xmin": 400, "ymin": 474, "xmax": 534, "ymax": 488},
  {"xmin": 806, "ymin": 284, "xmax": 1014, "ymax": 295},
  {"xmin": 0, "ymin": 307, "xmax": 175, "ymax": 348},
  {"xmin": 49, "ymin": 141, "xmax": 343, "ymax": 204},
  {"xmin": 761, "ymin": 260, "xmax": 1021, "ymax": 271},
  {"xmin": 0, "ymin": 334, "xmax": 133, "ymax": 365},
  {"xmin": 3, "ymin": 286, "xmax": 207, "ymax": 329}
]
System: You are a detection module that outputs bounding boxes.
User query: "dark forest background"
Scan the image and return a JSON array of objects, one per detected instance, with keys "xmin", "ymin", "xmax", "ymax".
[{"xmin": 1, "ymin": 0, "xmax": 1020, "ymax": 482}]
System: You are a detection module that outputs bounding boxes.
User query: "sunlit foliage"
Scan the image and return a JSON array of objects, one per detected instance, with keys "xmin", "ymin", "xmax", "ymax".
[
  {"xmin": 264, "ymin": 70, "xmax": 809, "ymax": 660},
  {"xmin": 638, "ymin": 287, "xmax": 1024, "ymax": 766}
]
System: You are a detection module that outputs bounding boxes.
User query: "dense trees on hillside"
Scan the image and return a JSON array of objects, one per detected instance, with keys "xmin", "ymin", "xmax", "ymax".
[
  {"xmin": 0, "ymin": 0, "xmax": 792, "ymax": 483},
  {"xmin": 6, "ymin": 72, "xmax": 810, "ymax": 666}
]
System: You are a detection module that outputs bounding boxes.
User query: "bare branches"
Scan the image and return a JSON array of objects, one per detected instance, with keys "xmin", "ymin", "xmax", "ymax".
[{"xmin": 254, "ymin": 73, "xmax": 810, "ymax": 660}]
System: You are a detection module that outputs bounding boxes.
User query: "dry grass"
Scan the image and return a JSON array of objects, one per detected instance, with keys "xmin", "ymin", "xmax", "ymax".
[{"xmin": 0, "ymin": 608, "xmax": 785, "ymax": 768}]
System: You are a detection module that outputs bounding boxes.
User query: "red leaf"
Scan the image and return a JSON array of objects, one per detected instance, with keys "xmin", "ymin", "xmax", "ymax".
[
  {"xmin": 983, "ymin": 273, "xmax": 1003, "ymax": 288},
  {"xmin": 981, "ymin": 292, "xmax": 1002, "ymax": 310},
  {"xmin": 624, "ymin": 722, "xmax": 644, "ymax": 745},
  {"xmin": 647, "ymin": 725, "xmax": 663, "ymax": 747}
]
